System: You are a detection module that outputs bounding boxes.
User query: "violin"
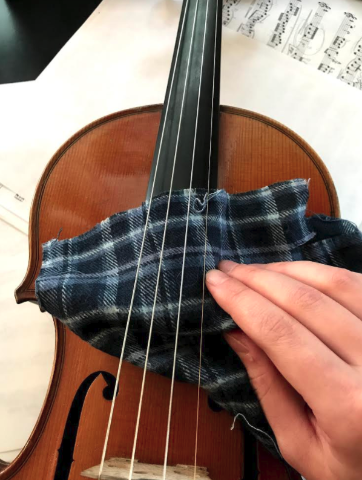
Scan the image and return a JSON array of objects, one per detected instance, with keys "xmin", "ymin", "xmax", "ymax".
[{"xmin": 2, "ymin": 1, "xmax": 339, "ymax": 479}]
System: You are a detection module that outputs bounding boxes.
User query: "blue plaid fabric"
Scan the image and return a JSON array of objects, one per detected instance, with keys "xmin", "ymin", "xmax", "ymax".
[{"xmin": 35, "ymin": 179, "xmax": 362, "ymax": 456}]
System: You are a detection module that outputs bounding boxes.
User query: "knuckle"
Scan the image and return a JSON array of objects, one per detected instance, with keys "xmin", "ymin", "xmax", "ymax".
[
  {"xmin": 289, "ymin": 285, "xmax": 322, "ymax": 310},
  {"xmin": 258, "ymin": 309, "xmax": 294, "ymax": 344},
  {"xmin": 243, "ymin": 265, "xmax": 261, "ymax": 276},
  {"xmin": 330, "ymin": 268, "xmax": 355, "ymax": 290},
  {"xmin": 270, "ymin": 260, "xmax": 311, "ymax": 272},
  {"xmin": 236, "ymin": 265, "xmax": 261, "ymax": 279},
  {"xmin": 272, "ymin": 262, "xmax": 290, "ymax": 274},
  {"xmin": 227, "ymin": 283, "xmax": 250, "ymax": 306}
]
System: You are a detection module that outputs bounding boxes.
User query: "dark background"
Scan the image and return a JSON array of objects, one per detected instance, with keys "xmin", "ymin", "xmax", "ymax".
[{"xmin": 0, "ymin": 0, "xmax": 102, "ymax": 84}]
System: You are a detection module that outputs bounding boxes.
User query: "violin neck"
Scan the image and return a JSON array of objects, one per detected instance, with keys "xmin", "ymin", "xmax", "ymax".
[{"xmin": 146, "ymin": 0, "xmax": 222, "ymax": 199}]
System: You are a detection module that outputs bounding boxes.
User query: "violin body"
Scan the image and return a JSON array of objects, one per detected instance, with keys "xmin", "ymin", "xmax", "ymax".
[{"xmin": 2, "ymin": 104, "xmax": 338, "ymax": 480}]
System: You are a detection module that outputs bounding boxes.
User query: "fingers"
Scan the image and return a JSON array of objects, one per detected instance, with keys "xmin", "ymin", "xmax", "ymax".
[
  {"xmin": 255, "ymin": 261, "xmax": 362, "ymax": 320},
  {"xmin": 219, "ymin": 261, "xmax": 362, "ymax": 366},
  {"xmin": 224, "ymin": 329, "xmax": 317, "ymax": 465},
  {"xmin": 206, "ymin": 268, "xmax": 352, "ymax": 413}
]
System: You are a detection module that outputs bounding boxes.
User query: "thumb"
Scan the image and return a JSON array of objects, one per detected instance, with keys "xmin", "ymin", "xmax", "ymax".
[{"xmin": 225, "ymin": 329, "xmax": 315, "ymax": 466}]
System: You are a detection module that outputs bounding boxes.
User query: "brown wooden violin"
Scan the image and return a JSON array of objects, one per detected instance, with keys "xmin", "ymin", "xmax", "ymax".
[{"xmin": 2, "ymin": 1, "xmax": 339, "ymax": 479}]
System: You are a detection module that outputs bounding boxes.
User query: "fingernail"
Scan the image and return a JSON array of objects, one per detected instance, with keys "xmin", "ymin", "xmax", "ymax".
[
  {"xmin": 218, "ymin": 260, "xmax": 239, "ymax": 273},
  {"xmin": 225, "ymin": 330, "xmax": 250, "ymax": 355},
  {"xmin": 206, "ymin": 269, "xmax": 229, "ymax": 286}
]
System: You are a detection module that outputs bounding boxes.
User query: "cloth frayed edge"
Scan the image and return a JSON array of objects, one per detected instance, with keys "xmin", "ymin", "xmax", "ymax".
[
  {"xmin": 42, "ymin": 179, "xmax": 309, "ymax": 249},
  {"xmin": 193, "ymin": 190, "xmax": 222, "ymax": 213},
  {"xmin": 231, "ymin": 413, "xmax": 284, "ymax": 461}
]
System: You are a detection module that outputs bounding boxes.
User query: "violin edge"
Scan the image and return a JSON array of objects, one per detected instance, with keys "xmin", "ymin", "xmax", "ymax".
[
  {"xmin": 0, "ymin": 320, "xmax": 66, "ymax": 479},
  {"xmin": 14, "ymin": 104, "xmax": 340, "ymax": 306},
  {"xmin": 14, "ymin": 104, "xmax": 165, "ymax": 305}
]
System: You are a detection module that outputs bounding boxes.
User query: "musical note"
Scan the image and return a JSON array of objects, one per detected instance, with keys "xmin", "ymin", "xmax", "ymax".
[
  {"xmin": 317, "ymin": 12, "xmax": 356, "ymax": 74},
  {"xmin": 319, "ymin": 62, "xmax": 332, "ymax": 73},
  {"xmin": 0, "ymin": 183, "xmax": 26, "ymax": 203},
  {"xmin": 267, "ymin": 0, "xmax": 301, "ymax": 49},
  {"xmin": 238, "ymin": 0, "xmax": 274, "ymax": 39},
  {"xmin": 222, "ymin": 0, "xmax": 242, "ymax": 26},
  {"xmin": 288, "ymin": 2, "xmax": 331, "ymax": 62},
  {"xmin": 14, "ymin": 194, "xmax": 24, "ymax": 202},
  {"xmin": 338, "ymin": 37, "xmax": 362, "ymax": 88},
  {"xmin": 0, "ymin": 182, "xmax": 29, "ymax": 233}
]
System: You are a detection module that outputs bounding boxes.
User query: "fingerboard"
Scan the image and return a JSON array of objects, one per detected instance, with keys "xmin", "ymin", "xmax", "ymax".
[{"xmin": 146, "ymin": 0, "xmax": 222, "ymax": 199}]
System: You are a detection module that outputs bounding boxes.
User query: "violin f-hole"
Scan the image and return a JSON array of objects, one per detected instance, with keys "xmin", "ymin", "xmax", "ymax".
[
  {"xmin": 242, "ymin": 428, "xmax": 259, "ymax": 480},
  {"xmin": 53, "ymin": 371, "xmax": 117, "ymax": 480}
]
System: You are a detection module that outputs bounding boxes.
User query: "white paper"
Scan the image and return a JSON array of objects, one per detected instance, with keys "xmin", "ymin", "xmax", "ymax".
[{"xmin": 0, "ymin": 184, "xmax": 29, "ymax": 234}]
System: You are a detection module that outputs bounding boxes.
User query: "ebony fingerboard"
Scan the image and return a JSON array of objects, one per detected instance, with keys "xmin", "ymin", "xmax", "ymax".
[{"xmin": 146, "ymin": 0, "xmax": 222, "ymax": 199}]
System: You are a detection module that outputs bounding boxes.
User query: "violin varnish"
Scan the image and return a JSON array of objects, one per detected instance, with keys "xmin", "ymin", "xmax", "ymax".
[{"xmin": 81, "ymin": 458, "xmax": 211, "ymax": 480}]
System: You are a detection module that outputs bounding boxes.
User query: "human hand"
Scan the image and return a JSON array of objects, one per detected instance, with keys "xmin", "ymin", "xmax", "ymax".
[{"xmin": 206, "ymin": 261, "xmax": 362, "ymax": 480}]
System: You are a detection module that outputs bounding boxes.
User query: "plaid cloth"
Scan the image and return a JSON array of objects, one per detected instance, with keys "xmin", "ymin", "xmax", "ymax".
[{"xmin": 35, "ymin": 179, "xmax": 362, "ymax": 457}]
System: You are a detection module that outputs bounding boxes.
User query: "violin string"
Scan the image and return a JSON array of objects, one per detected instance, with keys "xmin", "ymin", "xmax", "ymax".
[
  {"xmin": 193, "ymin": 1, "xmax": 218, "ymax": 478},
  {"xmin": 127, "ymin": 0, "xmax": 203, "ymax": 478},
  {"xmin": 97, "ymin": 2, "xmax": 190, "ymax": 478},
  {"xmin": 162, "ymin": 0, "xmax": 213, "ymax": 478},
  {"xmin": 126, "ymin": 1, "xmax": 197, "ymax": 476}
]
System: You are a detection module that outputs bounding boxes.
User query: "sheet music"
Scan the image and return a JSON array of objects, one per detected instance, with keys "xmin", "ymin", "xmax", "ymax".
[
  {"xmin": 0, "ymin": 183, "xmax": 29, "ymax": 234},
  {"xmin": 223, "ymin": 0, "xmax": 362, "ymax": 89}
]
